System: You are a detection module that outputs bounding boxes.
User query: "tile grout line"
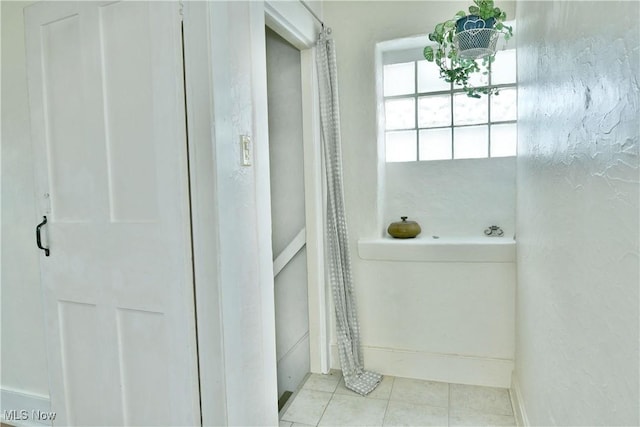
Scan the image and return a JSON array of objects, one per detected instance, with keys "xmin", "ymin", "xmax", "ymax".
[
  {"xmin": 286, "ymin": 374, "xmax": 516, "ymax": 427},
  {"xmin": 313, "ymin": 375, "xmax": 340, "ymax": 426},
  {"xmin": 380, "ymin": 376, "xmax": 394, "ymax": 426},
  {"xmin": 448, "ymin": 382, "xmax": 452, "ymax": 427}
]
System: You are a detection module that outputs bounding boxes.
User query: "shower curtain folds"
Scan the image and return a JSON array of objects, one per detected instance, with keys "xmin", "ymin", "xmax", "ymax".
[{"xmin": 315, "ymin": 28, "xmax": 382, "ymax": 396}]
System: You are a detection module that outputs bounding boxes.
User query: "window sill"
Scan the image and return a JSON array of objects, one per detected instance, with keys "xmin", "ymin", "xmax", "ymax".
[{"xmin": 357, "ymin": 236, "xmax": 516, "ymax": 263}]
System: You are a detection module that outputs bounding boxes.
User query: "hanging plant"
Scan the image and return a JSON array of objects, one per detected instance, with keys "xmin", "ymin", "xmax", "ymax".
[{"xmin": 423, "ymin": 0, "xmax": 513, "ymax": 98}]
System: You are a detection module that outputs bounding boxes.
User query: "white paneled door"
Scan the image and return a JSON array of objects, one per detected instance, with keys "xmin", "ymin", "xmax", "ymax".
[{"xmin": 25, "ymin": 2, "xmax": 200, "ymax": 425}]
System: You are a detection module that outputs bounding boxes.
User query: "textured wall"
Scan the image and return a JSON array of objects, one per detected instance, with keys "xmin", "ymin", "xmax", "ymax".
[
  {"xmin": 516, "ymin": 1, "xmax": 639, "ymax": 425},
  {"xmin": 207, "ymin": 2, "xmax": 279, "ymax": 423},
  {"xmin": 265, "ymin": 28, "xmax": 310, "ymax": 397},
  {"xmin": 386, "ymin": 158, "xmax": 515, "ymax": 238},
  {"xmin": 1, "ymin": 0, "xmax": 50, "ymax": 397}
]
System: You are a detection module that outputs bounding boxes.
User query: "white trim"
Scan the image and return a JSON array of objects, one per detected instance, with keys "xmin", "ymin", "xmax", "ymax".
[
  {"xmin": 331, "ymin": 345, "xmax": 514, "ymax": 388},
  {"xmin": 357, "ymin": 237, "xmax": 516, "ymax": 263},
  {"xmin": 374, "ymin": 41, "xmax": 387, "ymax": 237},
  {"xmin": 265, "ymin": 0, "xmax": 329, "ymax": 375},
  {"xmin": 301, "ymin": 47, "xmax": 329, "ymax": 374},
  {"xmin": 510, "ymin": 372, "xmax": 530, "ymax": 426},
  {"xmin": 0, "ymin": 389, "xmax": 52, "ymax": 427},
  {"xmin": 264, "ymin": 1, "xmax": 318, "ymax": 50},
  {"xmin": 182, "ymin": 3, "xmax": 228, "ymax": 425},
  {"xmin": 190, "ymin": 2, "xmax": 280, "ymax": 424},
  {"xmin": 182, "ymin": 3, "xmax": 329, "ymax": 420},
  {"xmin": 273, "ymin": 228, "xmax": 306, "ymax": 277},
  {"xmin": 249, "ymin": 3, "xmax": 281, "ymax": 422},
  {"xmin": 277, "ymin": 332, "xmax": 310, "ymax": 365}
]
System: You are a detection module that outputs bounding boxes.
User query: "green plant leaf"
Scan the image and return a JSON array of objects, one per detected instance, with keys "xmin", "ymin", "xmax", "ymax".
[
  {"xmin": 421, "ymin": 3, "xmax": 512, "ymax": 100},
  {"xmin": 468, "ymin": 5, "xmax": 479, "ymax": 14},
  {"xmin": 423, "ymin": 46, "xmax": 434, "ymax": 61}
]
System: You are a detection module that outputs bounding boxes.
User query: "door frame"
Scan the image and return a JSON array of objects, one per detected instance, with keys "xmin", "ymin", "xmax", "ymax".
[
  {"xmin": 181, "ymin": 3, "xmax": 227, "ymax": 425},
  {"xmin": 183, "ymin": 0, "xmax": 330, "ymax": 425},
  {"xmin": 263, "ymin": 0, "xmax": 330, "ymax": 376},
  {"xmin": 183, "ymin": 1, "xmax": 328, "ymax": 424}
]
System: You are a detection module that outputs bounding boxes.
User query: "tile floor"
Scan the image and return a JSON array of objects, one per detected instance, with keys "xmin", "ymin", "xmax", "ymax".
[{"xmin": 279, "ymin": 371, "xmax": 516, "ymax": 427}]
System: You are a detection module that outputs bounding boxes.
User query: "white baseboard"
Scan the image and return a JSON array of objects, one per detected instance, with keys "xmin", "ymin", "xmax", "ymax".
[
  {"xmin": 330, "ymin": 344, "xmax": 514, "ymax": 388},
  {"xmin": 510, "ymin": 373, "xmax": 529, "ymax": 426},
  {"xmin": 0, "ymin": 388, "xmax": 52, "ymax": 427}
]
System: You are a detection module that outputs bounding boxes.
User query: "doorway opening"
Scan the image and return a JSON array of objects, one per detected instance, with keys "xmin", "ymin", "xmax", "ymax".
[{"xmin": 265, "ymin": 26, "xmax": 311, "ymax": 409}]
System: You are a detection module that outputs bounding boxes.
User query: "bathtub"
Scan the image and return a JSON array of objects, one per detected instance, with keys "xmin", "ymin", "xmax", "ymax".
[
  {"xmin": 350, "ymin": 234, "xmax": 516, "ymax": 387},
  {"xmin": 358, "ymin": 235, "xmax": 516, "ymax": 263}
]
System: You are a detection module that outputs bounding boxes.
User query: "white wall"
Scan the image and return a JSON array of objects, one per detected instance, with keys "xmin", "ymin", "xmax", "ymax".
[
  {"xmin": 265, "ymin": 27, "xmax": 310, "ymax": 397},
  {"xmin": 386, "ymin": 158, "xmax": 516, "ymax": 238},
  {"xmin": 345, "ymin": 256, "xmax": 515, "ymax": 387},
  {"xmin": 322, "ymin": 1, "xmax": 517, "ymax": 386},
  {"xmin": 205, "ymin": 2, "xmax": 279, "ymax": 424},
  {"xmin": 515, "ymin": 1, "xmax": 639, "ymax": 425},
  {"xmin": 1, "ymin": 0, "xmax": 50, "ymax": 400}
]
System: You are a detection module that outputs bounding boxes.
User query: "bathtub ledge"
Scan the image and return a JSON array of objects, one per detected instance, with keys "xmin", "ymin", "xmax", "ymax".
[{"xmin": 357, "ymin": 236, "xmax": 516, "ymax": 263}]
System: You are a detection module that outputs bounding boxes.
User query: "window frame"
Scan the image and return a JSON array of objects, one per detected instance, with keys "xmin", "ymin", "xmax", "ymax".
[{"xmin": 381, "ymin": 45, "xmax": 517, "ymax": 162}]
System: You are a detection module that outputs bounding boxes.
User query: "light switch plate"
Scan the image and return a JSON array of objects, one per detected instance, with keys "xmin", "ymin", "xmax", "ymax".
[{"xmin": 240, "ymin": 135, "xmax": 252, "ymax": 166}]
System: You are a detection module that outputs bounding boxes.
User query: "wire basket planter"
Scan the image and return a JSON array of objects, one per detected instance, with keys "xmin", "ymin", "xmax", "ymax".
[
  {"xmin": 454, "ymin": 28, "xmax": 499, "ymax": 60},
  {"xmin": 423, "ymin": 1, "xmax": 514, "ymax": 97}
]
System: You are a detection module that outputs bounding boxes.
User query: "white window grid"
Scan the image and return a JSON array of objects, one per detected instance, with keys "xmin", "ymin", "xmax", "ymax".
[{"xmin": 383, "ymin": 57, "xmax": 517, "ymax": 162}]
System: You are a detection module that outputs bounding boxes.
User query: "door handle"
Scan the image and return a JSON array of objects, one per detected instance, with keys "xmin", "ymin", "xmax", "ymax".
[{"xmin": 36, "ymin": 216, "xmax": 50, "ymax": 257}]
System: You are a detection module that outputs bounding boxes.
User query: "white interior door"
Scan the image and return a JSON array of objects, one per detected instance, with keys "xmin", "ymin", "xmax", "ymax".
[{"xmin": 24, "ymin": 2, "xmax": 200, "ymax": 425}]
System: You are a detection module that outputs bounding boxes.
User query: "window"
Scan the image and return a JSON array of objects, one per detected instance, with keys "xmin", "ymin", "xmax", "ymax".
[{"xmin": 383, "ymin": 48, "xmax": 517, "ymax": 162}]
